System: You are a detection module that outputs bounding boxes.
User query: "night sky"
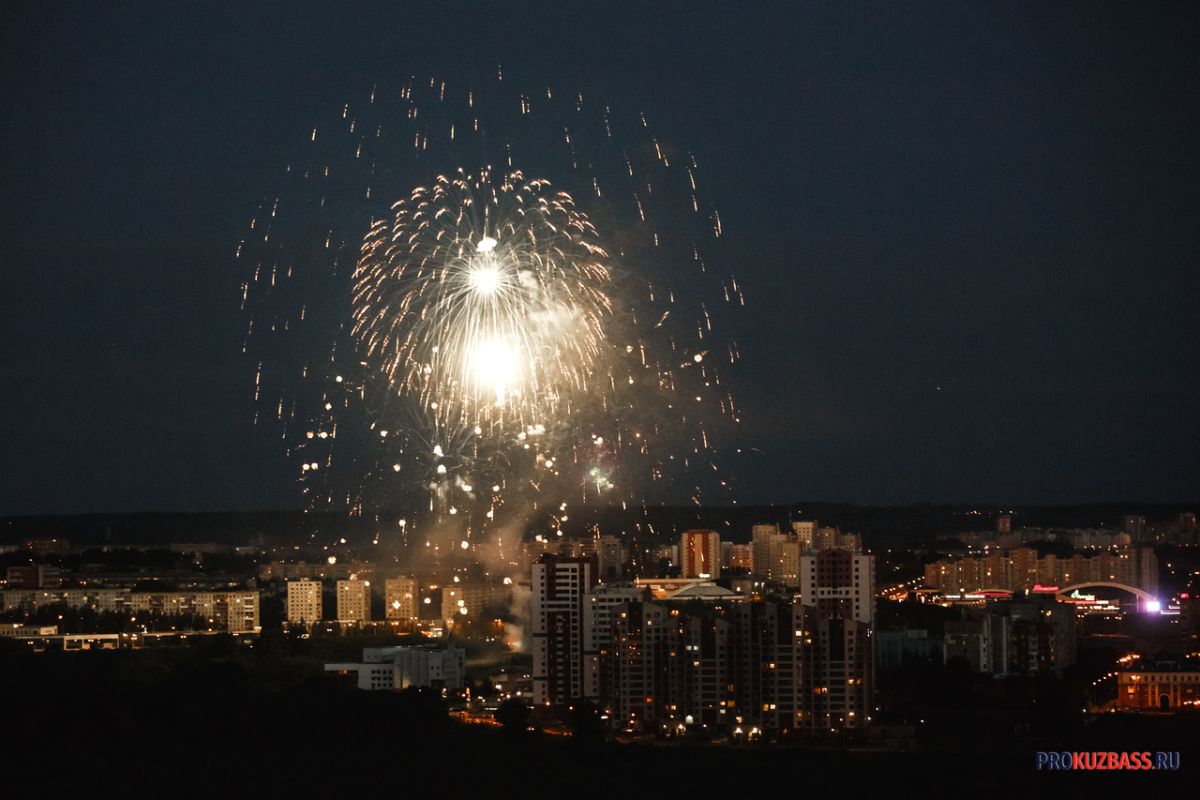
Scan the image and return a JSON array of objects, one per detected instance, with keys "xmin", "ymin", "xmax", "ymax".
[{"xmin": 2, "ymin": 1, "xmax": 1198, "ymax": 515}]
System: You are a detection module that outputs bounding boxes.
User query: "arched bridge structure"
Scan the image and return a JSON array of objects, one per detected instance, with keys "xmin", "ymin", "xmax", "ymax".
[{"xmin": 1056, "ymin": 582, "xmax": 1154, "ymax": 602}]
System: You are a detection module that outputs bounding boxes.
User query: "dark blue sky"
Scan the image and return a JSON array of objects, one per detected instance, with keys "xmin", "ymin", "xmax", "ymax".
[{"xmin": 2, "ymin": 1, "xmax": 1197, "ymax": 514}]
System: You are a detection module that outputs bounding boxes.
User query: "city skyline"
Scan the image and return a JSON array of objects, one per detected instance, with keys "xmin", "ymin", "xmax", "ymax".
[{"xmin": 2, "ymin": 500, "xmax": 1195, "ymax": 785}]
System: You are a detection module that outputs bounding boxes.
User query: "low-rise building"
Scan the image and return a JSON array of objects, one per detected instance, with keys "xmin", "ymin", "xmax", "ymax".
[
  {"xmin": 1116, "ymin": 665, "xmax": 1200, "ymax": 711},
  {"xmin": 5, "ymin": 565, "xmax": 61, "ymax": 590},
  {"xmin": 395, "ymin": 644, "xmax": 465, "ymax": 689},
  {"xmin": 0, "ymin": 623, "xmax": 58, "ymax": 637},
  {"xmin": 0, "ymin": 588, "xmax": 260, "ymax": 632},
  {"xmin": 324, "ymin": 644, "xmax": 466, "ymax": 691}
]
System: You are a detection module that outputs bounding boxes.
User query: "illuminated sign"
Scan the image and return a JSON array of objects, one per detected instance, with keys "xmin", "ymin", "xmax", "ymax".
[{"xmin": 1067, "ymin": 589, "xmax": 1098, "ymax": 604}]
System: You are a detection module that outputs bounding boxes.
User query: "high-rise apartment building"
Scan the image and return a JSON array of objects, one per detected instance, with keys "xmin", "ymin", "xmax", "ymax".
[
  {"xmin": 597, "ymin": 594, "xmax": 872, "ymax": 736},
  {"xmin": 799, "ymin": 549, "xmax": 876, "ymax": 625},
  {"xmin": 791, "ymin": 520, "xmax": 816, "ymax": 550},
  {"xmin": 679, "ymin": 530, "xmax": 721, "ymax": 579},
  {"xmin": 678, "ymin": 608, "xmax": 737, "ymax": 725},
  {"xmin": 813, "ymin": 526, "xmax": 838, "ymax": 551},
  {"xmin": 441, "ymin": 581, "xmax": 510, "ymax": 623},
  {"xmin": 1122, "ymin": 514, "xmax": 1149, "ymax": 544},
  {"xmin": 384, "ymin": 576, "xmax": 418, "ymax": 625},
  {"xmin": 606, "ymin": 599, "xmax": 673, "ymax": 728},
  {"xmin": 751, "ymin": 524, "xmax": 787, "ymax": 583},
  {"xmin": 778, "ymin": 541, "xmax": 801, "ymax": 588},
  {"xmin": 286, "ymin": 578, "xmax": 323, "ymax": 625},
  {"xmin": 595, "ymin": 535, "xmax": 628, "ymax": 581},
  {"xmin": 982, "ymin": 553, "xmax": 1010, "ymax": 589},
  {"xmin": 336, "ymin": 578, "xmax": 371, "ymax": 623},
  {"xmin": 731, "ymin": 600, "xmax": 807, "ymax": 731},
  {"xmin": 924, "ymin": 546, "xmax": 1158, "ymax": 596},
  {"xmin": 804, "ymin": 615, "xmax": 872, "ymax": 731},
  {"xmin": 531, "ymin": 555, "xmax": 598, "ymax": 706},
  {"xmin": 725, "ymin": 543, "xmax": 753, "ymax": 572},
  {"xmin": 1010, "ymin": 547, "xmax": 1038, "ymax": 589},
  {"xmin": 944, "ymin": 614, "xmax": 1010, "ymax": 674},
  {"xmin": 212, "ymin": 591, "xmax": 261, "ymax": 633},
  {"xmin": 1134, "ymin": 547, "xmax": 1159, "ymax": 595},
  {"xmin": 583, "ymin": 583, "xmax": 647, "ymax": 700}
]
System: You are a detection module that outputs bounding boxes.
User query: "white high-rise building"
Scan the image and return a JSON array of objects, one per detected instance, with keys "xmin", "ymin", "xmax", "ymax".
[
  {"xmin": 336, "ymin": 578, "xmax": 371, "ymax": 623},
  {"xmin": 286, "ymin": 578, "xmax": 323, "ymax": 624},
  {"xmin": 531, "ymin": 555, "xmax": 597, "ymax": 706}
]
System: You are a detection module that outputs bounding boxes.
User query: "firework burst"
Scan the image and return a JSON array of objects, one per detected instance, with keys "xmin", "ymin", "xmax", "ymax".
[
  {"xmin": 352, "ymin": 170, "xmax": 613, "ymax": 436},
  {"xmin": 239, "ymin": 72, "xmax": 744, "ymax": 544}
]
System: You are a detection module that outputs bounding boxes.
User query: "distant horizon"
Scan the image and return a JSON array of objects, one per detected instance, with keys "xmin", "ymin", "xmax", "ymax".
[{"xmin": 5, "ymin": 498, "xmax": 1197, "ymax": 521}]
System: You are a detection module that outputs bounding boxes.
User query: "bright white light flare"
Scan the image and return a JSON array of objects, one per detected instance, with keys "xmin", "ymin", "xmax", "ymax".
[{"xmin": 351, "ymin": 171, "xmax": 612, "ymax": 435}]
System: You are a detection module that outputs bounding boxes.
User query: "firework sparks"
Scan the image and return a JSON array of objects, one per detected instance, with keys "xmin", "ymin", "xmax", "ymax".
[
  {"xmin": 240, "ymin": 72, "xmax": 744, "ymax": 543},
  {"xmin": 351, "ymin": 170, "xmax": 613, "ymax": 435}
]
